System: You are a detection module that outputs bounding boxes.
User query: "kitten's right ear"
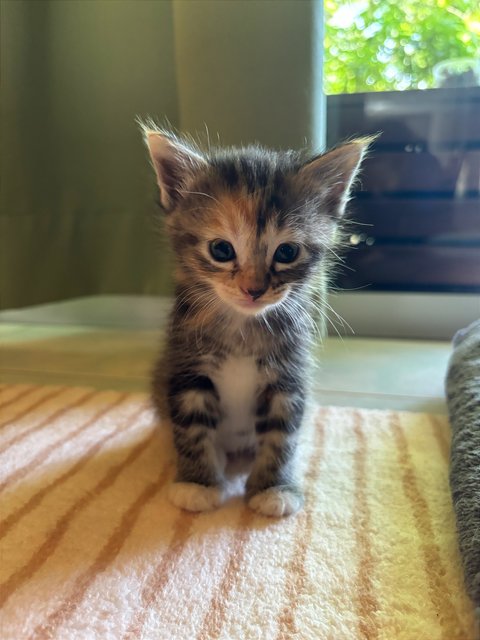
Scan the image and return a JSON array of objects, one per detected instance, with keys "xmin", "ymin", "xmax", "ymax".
[{"xmin": 141, "ymin": 128, "xmax": 207, "ymax": 211}]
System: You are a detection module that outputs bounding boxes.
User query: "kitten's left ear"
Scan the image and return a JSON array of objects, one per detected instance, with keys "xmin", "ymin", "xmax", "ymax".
[
  {"xmin": 141, "ymin": 128, "xmax": 207, "ymax": 212},
  {"xmin": 297, "ymin": 138, "xmax": 373, "ymax": 219}
]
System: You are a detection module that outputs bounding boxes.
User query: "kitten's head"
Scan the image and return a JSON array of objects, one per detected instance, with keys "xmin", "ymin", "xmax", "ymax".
[{"xmin": 142, "ymin": 126, "xmax": 370, "ymax": 317}]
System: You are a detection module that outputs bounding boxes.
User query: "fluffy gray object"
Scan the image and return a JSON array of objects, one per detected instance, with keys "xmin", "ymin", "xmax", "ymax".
[{"xmin": 446, "ymin": 318, "xmax": 480, "ymax": 609}]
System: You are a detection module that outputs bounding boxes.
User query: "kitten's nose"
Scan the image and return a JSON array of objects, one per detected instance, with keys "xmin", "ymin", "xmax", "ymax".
[{"xmin": 243, "ymin": 287, "xmax": 266, "ymax": 301}]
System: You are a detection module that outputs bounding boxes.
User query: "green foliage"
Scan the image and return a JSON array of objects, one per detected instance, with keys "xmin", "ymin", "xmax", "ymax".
[{"xmin": 324, "ymin": 0, "xmax": 480, "ymax": 94}]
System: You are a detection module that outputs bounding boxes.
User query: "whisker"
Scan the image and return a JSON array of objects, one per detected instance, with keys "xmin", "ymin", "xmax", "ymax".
[
  {"xmin": 181, "ymin": 190, "xmax": 222, "ymax": 205},
  {"xmin": 323, "ymin": 300, "xmax": 355, "ymax": 336}
]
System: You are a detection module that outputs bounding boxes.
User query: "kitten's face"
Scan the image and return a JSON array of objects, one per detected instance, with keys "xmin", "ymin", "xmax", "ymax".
[
  {"xmin": 143, "ymin": 129, "xmax": 370, "ymax": 318},
  {"xmin": 168, "ymin": 187, "xmax": 326, "ymax": 316}
]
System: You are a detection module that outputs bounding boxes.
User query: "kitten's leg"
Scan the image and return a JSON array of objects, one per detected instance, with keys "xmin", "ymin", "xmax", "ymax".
[
  {"xmin": 167, "ymin": 374, "xmax": 225, "ymax": 512},
  {"xmin": 246, "ymin": 386, "xmax": 305, "ymax": 517}
]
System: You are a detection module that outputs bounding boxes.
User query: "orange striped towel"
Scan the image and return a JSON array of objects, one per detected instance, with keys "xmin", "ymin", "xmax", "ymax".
[{"xmin": 0, "ymin": 383, "xmax": 476, "ymax": 639}]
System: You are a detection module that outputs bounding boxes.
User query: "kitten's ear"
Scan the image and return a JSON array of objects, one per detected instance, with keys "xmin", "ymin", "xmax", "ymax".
[
  {"xmin": 142, "ymin": 129, "xmax": 207, "ymax": 211},
  {"xmin": 297, "ymin": 138, "xmax": 373, "ymax": 219}
]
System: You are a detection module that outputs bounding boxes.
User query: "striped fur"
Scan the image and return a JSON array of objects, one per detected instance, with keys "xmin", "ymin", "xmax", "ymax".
[
  {"xmin": 143, "ymin": 128, "xmax": 370, "ymax": 516},
  {"xmin": 0, "ymin": 385, "xmax": 476, "ymax": 638}
]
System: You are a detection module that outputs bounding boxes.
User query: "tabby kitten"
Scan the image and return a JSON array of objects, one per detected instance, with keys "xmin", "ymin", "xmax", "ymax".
[{"xmin": 142, "ymin": 126, "xmax": 369, "ymax": 517}]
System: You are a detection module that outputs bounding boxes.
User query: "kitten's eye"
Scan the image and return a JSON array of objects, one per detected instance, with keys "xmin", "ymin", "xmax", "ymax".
[
  {"xmin": 273, "ymin": 243, "xmax": 299, "ymax": 264},
  {"xmin": 209, "ymin": 239, "xmax": 236, "ymax": 262}
]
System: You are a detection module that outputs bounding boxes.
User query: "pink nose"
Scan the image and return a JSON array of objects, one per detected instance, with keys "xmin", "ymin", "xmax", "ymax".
[{"xmin": 241, "ymin": 287, "xmax": 266, "ymax": 301}]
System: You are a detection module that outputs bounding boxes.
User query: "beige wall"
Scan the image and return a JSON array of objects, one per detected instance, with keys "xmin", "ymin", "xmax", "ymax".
[{"xmin": 1, "ymin": 0, "xmax": 179, "ymax": 309}]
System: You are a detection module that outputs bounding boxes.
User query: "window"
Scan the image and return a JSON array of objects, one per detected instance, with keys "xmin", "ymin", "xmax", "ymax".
[
  {"xmin": 324, "ymin": 1, "xmax": 480, "ymax": 337},
  {"xmin": 328, "ymin": 87, "xmax": 480, "ymax": 294}
]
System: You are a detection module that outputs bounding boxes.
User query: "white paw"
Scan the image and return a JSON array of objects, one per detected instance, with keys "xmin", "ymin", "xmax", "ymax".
[
  {"xmin": 168, "ymin": 482, "xmax": 223, "ymax": 512},
  {"xmin": 248, "ymin": 487, "xmax": 303, "ymax": 518}
]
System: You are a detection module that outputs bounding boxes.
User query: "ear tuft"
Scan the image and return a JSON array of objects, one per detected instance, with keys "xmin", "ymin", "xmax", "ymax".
[
  {"xmin": 297, "ymin": 136, "xmax": 376, "ymax": 218},
  {"xmin": 138, "ymin": 121, "xmax": 207, "ymax": 212}
]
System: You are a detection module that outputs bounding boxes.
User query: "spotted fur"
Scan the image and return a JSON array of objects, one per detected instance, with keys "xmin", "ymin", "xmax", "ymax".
[{"xmin": 141, "ymin": 124, "xmax": 370, "ymax": 517}]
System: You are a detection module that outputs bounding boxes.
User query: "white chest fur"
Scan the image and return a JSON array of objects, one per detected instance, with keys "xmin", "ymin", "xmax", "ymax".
[{"xmin": 212, "ymin": 355, "xmax": 259, "ymax": 453}]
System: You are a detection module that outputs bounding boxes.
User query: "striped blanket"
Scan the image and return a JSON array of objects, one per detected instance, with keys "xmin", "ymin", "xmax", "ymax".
[{"xmin": 0, "ymin": 384, "xmax": 476, "ymax": 639}]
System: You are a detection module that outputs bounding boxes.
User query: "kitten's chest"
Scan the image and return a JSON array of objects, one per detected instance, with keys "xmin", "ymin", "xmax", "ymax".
[{"xmin": 211, "ymin": 354, "xmax": 261, "ymax": 452}]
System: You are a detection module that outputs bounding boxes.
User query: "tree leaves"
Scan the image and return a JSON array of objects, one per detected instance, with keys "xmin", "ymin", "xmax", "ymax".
[{"xmin": 324, "ymin": 0, "xmax": 480, "ymax": 93}]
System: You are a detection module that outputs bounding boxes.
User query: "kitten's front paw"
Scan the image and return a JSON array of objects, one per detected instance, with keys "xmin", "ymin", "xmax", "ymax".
[
  {"xmin": 248, "ymin": 487, "xmax": 303, "ymax": 518},
  {"xmin": 168, "ymin": 482, "xmax": 223, "ymax": 512}
]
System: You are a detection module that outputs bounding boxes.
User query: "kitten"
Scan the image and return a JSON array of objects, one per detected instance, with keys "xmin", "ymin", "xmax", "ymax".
[{"xmin": 142, "ymin": 125, "xmax": 369, "ymax": 517}]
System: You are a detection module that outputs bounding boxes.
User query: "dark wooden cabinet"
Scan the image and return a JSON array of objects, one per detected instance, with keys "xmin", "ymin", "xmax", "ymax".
[{"xmin": 327, "ymin": 87, "xmax": 480, "ymax": 293}]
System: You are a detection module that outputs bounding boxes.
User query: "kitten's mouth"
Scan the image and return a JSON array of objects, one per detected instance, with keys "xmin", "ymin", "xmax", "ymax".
[
  {"xmin": 237, "ymin": 298, "xmax": 267, "ymax": 312},
  {"xmin": 213, "ymin": 284, "xmax": 288, "ymax": 316},
  {"xmin": 231, "ymin": 290, "xmax": 288, "ymax": 316}
]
